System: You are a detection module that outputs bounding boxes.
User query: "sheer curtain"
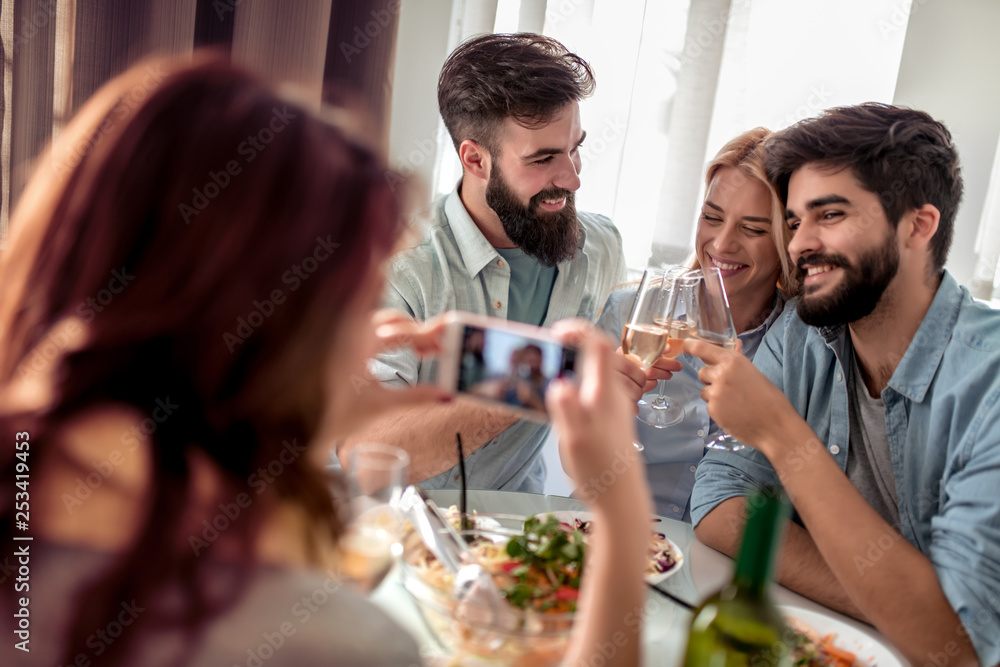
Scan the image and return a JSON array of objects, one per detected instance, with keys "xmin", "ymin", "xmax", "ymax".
[
  {"xmin": 0, "ymin": 0, "xmax": 402, "ymax": 246},
  {"xmin": 973, "ymin": 140, "xmax": 1000, "ymax": 303}
]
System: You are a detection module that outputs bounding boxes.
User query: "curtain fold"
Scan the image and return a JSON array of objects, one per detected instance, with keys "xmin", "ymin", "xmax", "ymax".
[
  {"xmin": 971, "ymin": 137, "xmax": 1000, "ymax": 301},
  {"xmin": 0, "ymin": 0, "xmax": 401, "ymax": 247}
]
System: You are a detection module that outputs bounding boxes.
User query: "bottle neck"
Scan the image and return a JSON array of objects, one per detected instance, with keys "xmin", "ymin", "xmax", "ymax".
[{"xmin": 731, "ymin": 489, "xmax": 788, "ymax": 599}]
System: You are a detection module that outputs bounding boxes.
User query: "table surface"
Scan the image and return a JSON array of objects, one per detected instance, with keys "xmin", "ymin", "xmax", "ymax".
[{"xmin": 371, "ymin": 489, "xmax": 910, "ymax": 666}]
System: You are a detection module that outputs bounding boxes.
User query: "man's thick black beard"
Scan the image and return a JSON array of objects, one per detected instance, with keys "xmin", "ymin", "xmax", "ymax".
[
  {"xmin": 795, "ymin": 235, "xmax": 899, "ymax": 328},
  {"xmin": 485, "ymin": 164, "xmax": 580, "ymax": 267}
]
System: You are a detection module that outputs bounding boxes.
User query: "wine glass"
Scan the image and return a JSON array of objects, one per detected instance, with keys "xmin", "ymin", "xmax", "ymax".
[
  {"xmin": 622, "ymin": 267, "xmax": 688, "ymax": 429},
  {"xmin": 687, "ymin": 266, "xmax": 746, "ymax": 452},
  {"xmin": 338, "ymin": 442, "xmax": 410, "ymax": 593}
]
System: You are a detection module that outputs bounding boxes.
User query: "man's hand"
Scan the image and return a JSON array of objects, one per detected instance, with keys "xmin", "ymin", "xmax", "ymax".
[{"xmin": 683, "ymin": 338, "xmax": 796, "ymax": 453}]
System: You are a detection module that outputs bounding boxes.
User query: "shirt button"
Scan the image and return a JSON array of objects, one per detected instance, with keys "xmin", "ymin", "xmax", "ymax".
[
  {"xmin": 836, "ymin": 372, "xmax": 843, "ymax": 382},
  {"xmin": 672, "ymin": 505, "xmax": 681, "ymax": 514},
  {"xmin": 493, "ymin": 300, "xmax": 502, "ymax": 310},
  {"xmin": 454, "ymin": 474, "xmax": 461, "ymax": 481},
  {"xmin": 497, "ymin": 259, "xmax": 504, "ymax": 267},
  {"xmin": 829, "ymin": 444, "xmax": 841, "ymax": 455},
  {"xmin": 697, "ymin": 429, "xmax": 705, "ymax": 437},
  {"xmin": 689, "ymin": 465, "xmax": 697, "ymax": 473}
]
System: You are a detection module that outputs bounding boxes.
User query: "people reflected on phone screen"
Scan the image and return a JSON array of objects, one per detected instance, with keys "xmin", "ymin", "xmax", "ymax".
[{"xmin": 458, "ymin": 326, "xmax": 570, "ymax": 413}]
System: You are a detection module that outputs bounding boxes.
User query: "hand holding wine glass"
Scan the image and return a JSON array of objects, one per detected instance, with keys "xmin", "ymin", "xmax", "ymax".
[
  {"xmin": 338, "ymin": 442, "xmax": 409, "ymax": 593},
  {"xmin": 622, "ymin": 267, "xmax": 692, "ymax": 429}
]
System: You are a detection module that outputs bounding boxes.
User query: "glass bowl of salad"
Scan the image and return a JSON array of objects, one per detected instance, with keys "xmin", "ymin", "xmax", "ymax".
[{"xmin": 400, "ymin": 514, "xmax": 583, "ymax": 666}]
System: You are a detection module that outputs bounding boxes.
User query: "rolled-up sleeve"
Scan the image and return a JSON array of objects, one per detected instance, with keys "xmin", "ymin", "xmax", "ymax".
[
  {"xmin": 930, "ymin": 394, "xmax": 1000, "ymax": 665},
  {"xmin": 691, "ymin": 449, "xmax": 783, "ymax": 526},
  {"xmin": 369, "ymin": 281, "xmax": 421, "ymax": 388}
]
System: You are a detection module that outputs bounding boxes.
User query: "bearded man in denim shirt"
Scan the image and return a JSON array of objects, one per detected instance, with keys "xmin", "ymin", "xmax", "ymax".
[{"xmin": 687, "ymin": 103, "xmax": 1000, "ymax": 666}]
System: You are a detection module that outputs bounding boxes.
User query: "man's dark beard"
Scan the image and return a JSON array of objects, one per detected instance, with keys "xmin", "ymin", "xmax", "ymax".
[
  {"xmin": 795, "ymin": 232, "xmax": 899, "ymax": 328},
  {"xmin": 485, "ymin": 163, "xmax": 580, "ymax": 267}
]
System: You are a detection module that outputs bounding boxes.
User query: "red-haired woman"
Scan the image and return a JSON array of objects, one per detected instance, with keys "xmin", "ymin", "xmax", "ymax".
[{"xmin": 0, "ymin": 57, "xmax": 651, "ymax": 667}]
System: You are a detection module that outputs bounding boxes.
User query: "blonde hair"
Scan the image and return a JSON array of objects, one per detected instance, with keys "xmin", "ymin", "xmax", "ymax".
[{"xmin": 694, "ymin": 127, "xmax": 799, "ymax": 296}]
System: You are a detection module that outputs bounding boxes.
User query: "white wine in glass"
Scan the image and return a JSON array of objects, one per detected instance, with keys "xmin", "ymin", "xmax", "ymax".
[
  {"xmin": 622, "ymin": 321, "xmax": 670, "ymax": 368},
  {"xmin": 653, "ymin": 319, "xmax": 693, "ymax": 360}
]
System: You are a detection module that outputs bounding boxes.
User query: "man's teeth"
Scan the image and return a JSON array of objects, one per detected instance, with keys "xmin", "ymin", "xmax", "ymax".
[
  {"xmin": 806, "ymin": 265, "xmax": 836, "ymax": 276},
  {"xmin": 541, "ymin": 197, "xmax": 564, "ymax": 204},
  {"xmin": 711, "ymin": 257, "xmax": 744, "ymax": 271}
]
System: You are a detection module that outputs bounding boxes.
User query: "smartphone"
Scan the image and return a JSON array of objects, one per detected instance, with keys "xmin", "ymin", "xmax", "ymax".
[{"xmin": 436, "ymin": 311, "xmax": 579, "ymax": 422}]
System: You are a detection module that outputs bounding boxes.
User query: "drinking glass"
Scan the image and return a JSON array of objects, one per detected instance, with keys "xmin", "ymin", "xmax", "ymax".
[
  {"xmin": 687, "ymin": 266, "xmax": 746, "ymax": 452},
  {"xmin": 623, "ymin": 267, "xmax": 688, "ymax": 429},
  {"xmin": 338, "ymin": 442, "xmax": 409, "ymax": 593}
]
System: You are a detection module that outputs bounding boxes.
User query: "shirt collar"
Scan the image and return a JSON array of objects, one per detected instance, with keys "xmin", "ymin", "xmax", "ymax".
[
  {"xmin": 444, "ymin": 186, "xmax": 501, "ymax": 278},
  {"xmin": 443, "ymin": 184, "xmax": 589, "ymax": 277},
  {"xmin": 888, "ymin": 271, "xmax": 964, "ymax": 402}
]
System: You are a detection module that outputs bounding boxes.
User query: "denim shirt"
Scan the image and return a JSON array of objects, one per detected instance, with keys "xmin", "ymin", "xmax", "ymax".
[
  {"xmin": 597, "ymin": 286, "xmax": 785, "ymax": 521},
  {"xmin": 691, "ymin": 272, "xmax": 1000, "ymax": 664},
  {"xmin": 370, "ymin": 187, "xmax": 626, "ymax": 493}
]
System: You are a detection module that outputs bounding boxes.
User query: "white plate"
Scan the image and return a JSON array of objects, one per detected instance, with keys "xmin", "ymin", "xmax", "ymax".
[
  {"xmin": 537, "ymin": 510, "xmax": 684, "ymax": 585},
  {"xmin": 780, "ymin": 606, "xmax": 904, "ymax": 667}
]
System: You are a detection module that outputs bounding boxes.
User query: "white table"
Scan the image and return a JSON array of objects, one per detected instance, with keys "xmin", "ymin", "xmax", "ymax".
[{"xmin": 371, "ymin": 489, "xmax": 910, "ymax": 666}]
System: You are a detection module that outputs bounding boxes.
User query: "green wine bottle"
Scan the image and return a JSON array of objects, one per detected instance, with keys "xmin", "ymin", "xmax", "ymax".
[{"xmin": 683, "ymin": 487, "xmax": 792, "ymax": 667}]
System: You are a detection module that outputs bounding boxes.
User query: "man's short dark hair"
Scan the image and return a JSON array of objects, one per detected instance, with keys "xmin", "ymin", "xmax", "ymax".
[
  {"xmin": 764, "ymin": 103, "xmax": 963, "ymax": 273},
  {"xmin": 437, "ymin": 33, "xmax": 595, "ymax": 155}
]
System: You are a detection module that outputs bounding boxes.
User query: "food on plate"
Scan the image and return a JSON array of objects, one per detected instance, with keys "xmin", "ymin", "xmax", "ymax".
[
  {"xmin": 560, "ymin": 515, "xmax": 681, "ymax": 579},
  {"xmin": 786, "ymin": 616, "xmax": 860, "ymax": 666},
  {"xmin": 438, "ymin": 508, "xmax": 683, "ymax": 581}
]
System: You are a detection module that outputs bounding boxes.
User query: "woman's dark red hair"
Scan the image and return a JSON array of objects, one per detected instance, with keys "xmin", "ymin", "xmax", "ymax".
[{"xmin": 0, "ymin": 55, "xmax": 403, "ymax": 664}]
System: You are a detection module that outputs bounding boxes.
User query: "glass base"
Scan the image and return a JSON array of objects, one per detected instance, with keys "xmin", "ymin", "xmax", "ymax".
[
  {"xmin": 705, "ymin": 432, "xmax": 746, "ymax": 452},
  {"xmin": 637, "ymin": 395, "xmax": 684, "ymax": 428}
]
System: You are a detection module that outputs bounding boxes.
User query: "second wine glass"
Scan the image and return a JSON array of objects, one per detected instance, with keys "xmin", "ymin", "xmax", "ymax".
[
  {"xmin": 338, "ymin": 442, "xmax": 410, "ymax": 593},
  {"xmin": 687, "ymin": 266, "xmax": 746, "ymax": 452}
]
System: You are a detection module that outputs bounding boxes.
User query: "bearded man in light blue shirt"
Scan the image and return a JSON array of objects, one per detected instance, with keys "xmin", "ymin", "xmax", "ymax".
[
  {"xmin": 687, "ymin": 103, "xmax": 1000, "ymax": 666},
  {"xmin": 343, "ymin": 34, "xmax": 654, "ymax": 493}
]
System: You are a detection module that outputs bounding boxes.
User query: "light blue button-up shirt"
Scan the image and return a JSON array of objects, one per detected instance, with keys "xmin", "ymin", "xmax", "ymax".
[
  {"xmin": 370, "ymin": 187, "xmax": 626, "ymax": 493},
  {"xmin": 597, "ymin": 286, "xmax": 785, "ymax": 521},
  {"xmin": 691, "ymin": 272, "xmax": 1000, "ymax": 664}
]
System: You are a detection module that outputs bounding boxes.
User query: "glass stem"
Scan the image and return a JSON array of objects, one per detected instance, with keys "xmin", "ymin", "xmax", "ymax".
[{"xmin": 651, "ymin": 379, "xmax": 668, "ymax": 408}]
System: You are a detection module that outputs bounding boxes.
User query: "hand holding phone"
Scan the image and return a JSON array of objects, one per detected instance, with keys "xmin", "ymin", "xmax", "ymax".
[{"xmin": 436, "ymin": 312, "xmax": 579, "ymax": 422}]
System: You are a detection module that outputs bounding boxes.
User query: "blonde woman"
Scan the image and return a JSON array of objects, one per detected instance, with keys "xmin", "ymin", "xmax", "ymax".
[{"xmin": 598, "ymin": 127, "xmax": 799, "ymax": 520}]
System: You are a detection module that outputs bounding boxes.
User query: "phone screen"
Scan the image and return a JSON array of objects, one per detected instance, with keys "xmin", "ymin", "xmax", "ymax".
[{"xmin": 456, "ymin": 324, "xmax": 577, "ymax": 415}]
